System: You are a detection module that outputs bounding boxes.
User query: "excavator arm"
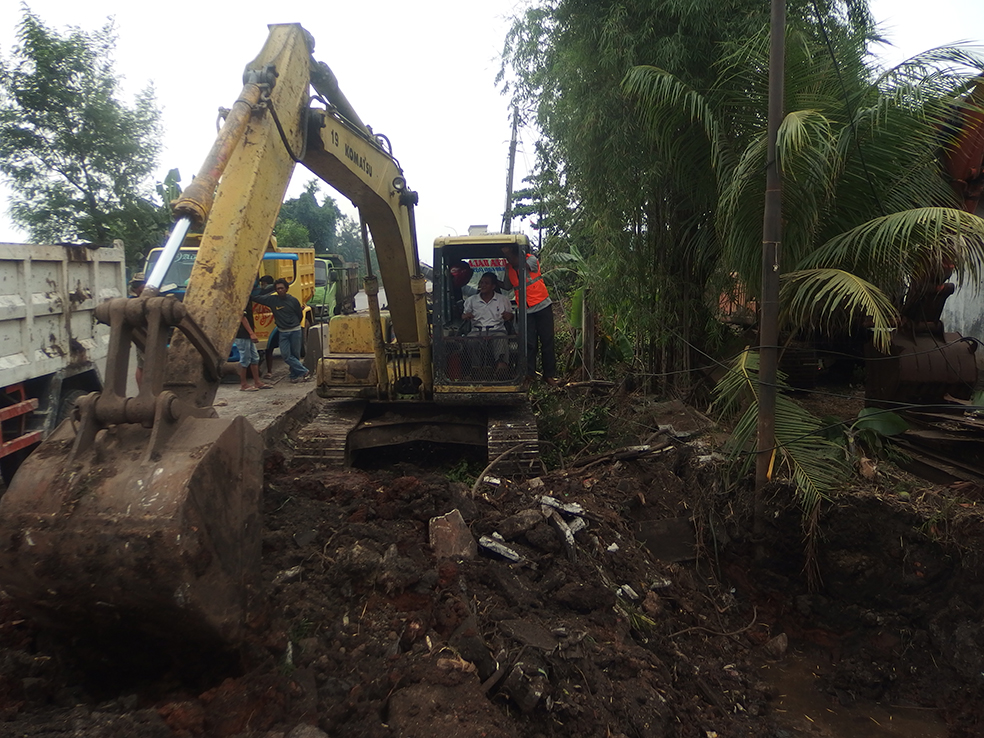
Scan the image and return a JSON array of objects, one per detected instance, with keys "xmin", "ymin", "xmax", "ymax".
[
  {"xmin": 0, "ymin": 24, "xmax": 423, "ymax": 649},
  {"xmin": 167, "ymin": 24, "xmax": 422, "ymax": 408}
]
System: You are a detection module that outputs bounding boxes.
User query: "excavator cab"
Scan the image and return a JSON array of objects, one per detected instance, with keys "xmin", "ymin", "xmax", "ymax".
[{"xmin": 433, "ymin": 236, "xmax": 530, "ymax": 391}]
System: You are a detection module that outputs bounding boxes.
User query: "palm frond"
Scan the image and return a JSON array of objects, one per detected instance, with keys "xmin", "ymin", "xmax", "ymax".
[
  {"xmin": 775, "ymin": 393, "xmax": 849, "ymax": 516},
  {"xmin": 873, "ymin": 46, "xmax": 984, "ymax": 87},
  {"xmin": 799, "ymin": 208, "xmax": 984, "ymax": 288},
  {"xmin": 713, "ymin": 350, "xmax": 850, "ymax": 523},
  {"xmin": 622, "ymin": 65, "xmax": 733, "ymax": 177},
  {"xmin": 780, "ymin": 268, "xmax": 899, "ymax": 353},
  {"xmin": 710, "ymin": 347, "xmax": 759, "ymax": 418}
]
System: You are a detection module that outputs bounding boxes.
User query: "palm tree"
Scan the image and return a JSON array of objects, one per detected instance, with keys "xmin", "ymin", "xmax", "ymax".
[{"xmin": 623, "ymin": 13, "xmax": 984, "ymax": 512}]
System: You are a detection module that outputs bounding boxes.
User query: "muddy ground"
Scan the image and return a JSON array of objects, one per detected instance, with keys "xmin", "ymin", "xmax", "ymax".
[{"xmin": 0, "ymin": 392, "xmax": 983, "ymax": 737}]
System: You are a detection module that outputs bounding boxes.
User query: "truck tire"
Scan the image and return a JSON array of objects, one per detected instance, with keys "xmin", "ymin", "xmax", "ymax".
[
  {"xmin": 304, "ymin": 328, "xmax": 321, "ymax": 374},
  {"xmin": 58, "ymin": 389, "xmax": 87, "ymax": 424}
]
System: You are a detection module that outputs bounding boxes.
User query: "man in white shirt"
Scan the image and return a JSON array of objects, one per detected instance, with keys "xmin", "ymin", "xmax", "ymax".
[{"xmin": 462, "ymin": 272, "xmax": 513, "ymax": 372}]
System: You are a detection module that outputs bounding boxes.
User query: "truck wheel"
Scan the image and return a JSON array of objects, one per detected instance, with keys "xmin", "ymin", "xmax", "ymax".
[
  {"xmin": 303, "ymin": 329, "xmax": 321, "ymax": 374},
  {"xmin": 58, "ymin": 389, "xmax": 87, "ymax": 424}
]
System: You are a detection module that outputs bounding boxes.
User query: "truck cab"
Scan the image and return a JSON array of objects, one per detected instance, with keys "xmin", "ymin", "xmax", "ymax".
[
  {"xmin": 144, "ymin": 238, "xmax": 316, "ymax": 351},
  {"xmin": 311, "ymin": 254, "xmax": 359, "ymax": 322}
]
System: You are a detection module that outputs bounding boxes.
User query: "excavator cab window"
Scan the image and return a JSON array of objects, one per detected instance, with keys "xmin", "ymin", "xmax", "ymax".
[{"xmin": 433, "ymin": 244, "xmax": 527, "ymax": 386}]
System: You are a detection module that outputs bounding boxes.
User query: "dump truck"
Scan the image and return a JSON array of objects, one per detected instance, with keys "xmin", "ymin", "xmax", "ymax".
[
  {"xmin": 311, "ymin": 254, "xmax": 359, "ymax": 321},
  {"xmin": 0, "ymin": 241, "xmax": 126, "ymax": 484}
]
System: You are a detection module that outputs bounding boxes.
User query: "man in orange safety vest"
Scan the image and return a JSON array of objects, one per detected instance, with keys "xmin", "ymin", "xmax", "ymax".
[{"xmin": 502, "ymin": 244, "xmax": 559, "ymax": 387}]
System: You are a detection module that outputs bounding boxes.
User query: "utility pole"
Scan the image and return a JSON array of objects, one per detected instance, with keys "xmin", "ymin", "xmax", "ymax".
[
  {"xmin": 501, "ymin": 105, "xmax": 519, "ymax": 234},
  {"xmin": 755, "ymin": 0, "xmax": 784, "ymax": 543}
]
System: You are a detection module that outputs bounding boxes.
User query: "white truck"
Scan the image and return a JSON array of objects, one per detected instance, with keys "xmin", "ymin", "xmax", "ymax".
[{"xmin": 0, "ymin": 241, "xmax": 126, "ymax": 483}]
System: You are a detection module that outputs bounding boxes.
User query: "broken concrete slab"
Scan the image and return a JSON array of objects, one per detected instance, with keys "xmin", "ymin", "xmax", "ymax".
[
  {"xmin": 540, "ymin": 495, "xmax": 585, "ymax": 516},
  {"xmin": 429, "ymin": 509, "xmax": 477, "ymax": 560},
  {"xmin": 479, "ymin": 536, "xmax": 524, "ymax": 563}
]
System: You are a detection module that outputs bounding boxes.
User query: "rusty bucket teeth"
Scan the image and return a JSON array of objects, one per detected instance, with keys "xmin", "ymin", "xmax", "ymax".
[{"xmin": 0, "ymin": 414, "xmax": 263, "ymax": 649}]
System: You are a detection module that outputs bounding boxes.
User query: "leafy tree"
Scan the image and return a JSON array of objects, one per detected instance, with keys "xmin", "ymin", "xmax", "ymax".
[
  {"xmin": 273, "ymin": 218, "xmax": 311, "ymax": 251},
  {"xmin": 0, "ymin": 8, "xmax": 164, "ymax": 264},
  {"xmin": 336, "ymin": 215, "xmax": 375, "ymax": 273},
  {"xmin": 276, "ymin": 180, "xmax": 343, "ymax": 254},
  {"xmin": 275, "ymin": 180, "xmax": 371, "ymax": 271}
]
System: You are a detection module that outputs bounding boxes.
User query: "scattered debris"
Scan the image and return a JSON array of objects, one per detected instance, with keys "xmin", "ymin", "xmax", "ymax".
[
  {"xmin": 273, "ymin": 565, "xmax": 303, "ymax": 585},
  {"xmin": 547, "ymin": 510, "xmax": 577, "ymax": 562},
  {"xmin": 539, "ymin": 495, "xmax": 585, "ymax": 516},
  {"xmin": 478, "ymin": 535, "xmax": 524, "ymax": 562},
  {"xmin": 0, "ymin": 393, "xmax": 979, "ymax": 737}
]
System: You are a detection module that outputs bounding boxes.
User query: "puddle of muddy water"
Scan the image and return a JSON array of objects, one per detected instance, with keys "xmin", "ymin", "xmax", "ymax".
[{"xmin": 759, "ymin": 652, "xmax": 947, "ymax": 737}]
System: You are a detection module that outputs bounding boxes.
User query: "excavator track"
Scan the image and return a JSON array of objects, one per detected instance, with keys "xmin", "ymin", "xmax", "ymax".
[
  {"xmin": 292, "ymin": 399, "xmax": 367, "ymax": 465},
  {"xmin": 291, "ymin": 400, "xmax": 543, "ymax": 477},
  {"xmin": 488, "ymin": 403, "xmax": 544, "ymax": 477}
]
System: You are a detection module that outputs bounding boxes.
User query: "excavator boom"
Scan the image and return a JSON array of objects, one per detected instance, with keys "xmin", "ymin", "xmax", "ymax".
[
  {"xmin": 0, "ymin": 23, "xmax": 539, "ymax": 648},
  {"xmin": 0, "ymin": 24, "xmax": 424, "ymax": 648}
]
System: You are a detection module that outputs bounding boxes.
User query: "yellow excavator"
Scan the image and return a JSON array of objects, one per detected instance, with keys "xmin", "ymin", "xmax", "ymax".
[{"xmin": 0, "ymin": 24, "xmax": 539, "ymax": 649}]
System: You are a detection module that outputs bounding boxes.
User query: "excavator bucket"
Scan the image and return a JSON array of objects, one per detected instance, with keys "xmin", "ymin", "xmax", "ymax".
[
  {"xmin": 866, "ymin": 329, "xmax": 978, "ymax": 405},
  {"xmin": 0, "ymin": 295, "xmax": 264, "ymax": 649},
  {"xmin": 0, "ymin": 412, "xmax": 262, "ymax": 647}
]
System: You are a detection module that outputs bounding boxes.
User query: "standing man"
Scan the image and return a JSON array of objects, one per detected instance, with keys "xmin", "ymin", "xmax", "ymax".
[
  {"xmin": 233, "ymin": 292, "xmax": 273, "ymax": 391},
  {"xmin": 254, "ymin": 275, "xmax": 278, "ymax": 378},
  {"xmin": 252, "ymin": 278, "xmax": 310, "ymax": 383},
  {"xmin": 501, "ymin": 244, "xmax": 558, "ymax": 387}
]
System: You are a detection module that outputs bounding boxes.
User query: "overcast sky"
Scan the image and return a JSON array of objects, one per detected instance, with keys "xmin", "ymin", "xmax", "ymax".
[
  {"xmin": 0, "ymin": 0, "xmax": 536, "ymax": 256},
  {"xmin": 0, "ymin": 0, "xmax": 981, "ymax": 257}
]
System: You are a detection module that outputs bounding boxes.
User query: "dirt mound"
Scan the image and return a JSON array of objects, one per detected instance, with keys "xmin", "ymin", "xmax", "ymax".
[
  {"xmin": 1, "ymin": 423, "xmax": 983, "ymax": 737},
  {"xmin": 247, "ymin": 447, "xmax": 772, "ymax": 738}
]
